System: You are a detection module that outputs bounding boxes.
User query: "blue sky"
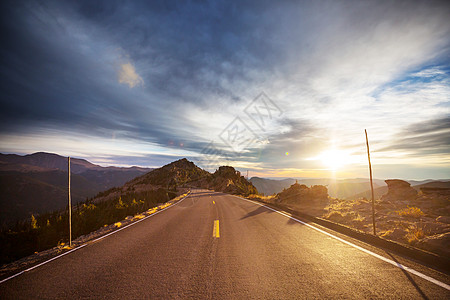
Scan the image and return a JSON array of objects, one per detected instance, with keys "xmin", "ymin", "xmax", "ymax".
[{"xmin": 0, "ymin": 0, "xmax": 449, "ymax": 180}]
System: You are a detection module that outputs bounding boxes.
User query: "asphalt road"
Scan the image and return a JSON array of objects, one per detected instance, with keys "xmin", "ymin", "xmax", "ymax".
[{"xmin": 1, "ymin": 190, "xmax": 449, "ymax": 299}]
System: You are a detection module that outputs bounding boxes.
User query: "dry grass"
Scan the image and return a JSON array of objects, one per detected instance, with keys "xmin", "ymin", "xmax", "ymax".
[
  {"xmin": 159, "ymin": 203, "xmax": 172, "ymax": 209},
  {"xmin": 247, "ymin": 194, "xmax": 277, "ymax": 203},
  {"xmin": 133, "ymin": 214, "xmax": 146, "ymax": 220},
  {"xmin": 397, "ymin": 206, "xmax": 425, "ymax": 218},
  {"xmin": 114, "ymin": 222, "xmax": 122, "ymax": 228},
  {"xmin": 147, "ymin": 208, "xmax": 157, "ymax": 214},
  {"xmin": 406, "ymin": 225, "xmax": 426, "ymax": 244},
  {"xmin": 324, "ymin": 211, "xmax": 344, "ymax": 221},
  {"xmin": 353, "ymin": 213, "xmax": 366, "ymax": 222}
]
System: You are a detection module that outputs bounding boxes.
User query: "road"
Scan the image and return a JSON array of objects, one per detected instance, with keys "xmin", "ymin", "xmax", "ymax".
[{"xmin": 1, "ymin": 190, "xmax": 449, "ymax": 299}]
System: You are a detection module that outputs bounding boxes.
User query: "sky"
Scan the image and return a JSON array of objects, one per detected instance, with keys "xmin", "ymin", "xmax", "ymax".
[{"xmin": 0, "ymin": 0, "xmax": 449, "ymax": 180}]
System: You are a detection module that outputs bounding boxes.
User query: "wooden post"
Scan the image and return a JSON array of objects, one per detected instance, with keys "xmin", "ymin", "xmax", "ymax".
[
  {"xmin": 365, "ymin": 130, "xmax": 376, "ymax": 235},
  {"xmin": 68, "ymin": 156, "xmax": 72, "ymax": 247}
]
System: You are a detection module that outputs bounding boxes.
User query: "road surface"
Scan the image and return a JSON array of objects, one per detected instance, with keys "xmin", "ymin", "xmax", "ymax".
[{"xmin": 1, "ymin": 190, "xmax": 449, "ymax": 299}]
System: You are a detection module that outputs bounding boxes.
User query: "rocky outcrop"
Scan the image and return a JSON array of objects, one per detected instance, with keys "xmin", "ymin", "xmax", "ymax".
[
  {"xmin": 277, "ymin": 182, "xmax": 328, "ymax": 204},
  {"xmin": 209, "ymin": 166, "xmax": 257, "ymax": 196},
  {"xmin": 381, "ymin": 179, "xmax": 417, "ymax": 202}
]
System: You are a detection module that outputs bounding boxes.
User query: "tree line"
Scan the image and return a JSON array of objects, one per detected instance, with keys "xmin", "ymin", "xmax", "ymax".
[{"xmin": 0, "ymin": 188, "xmax": 176, "ymax": 265}]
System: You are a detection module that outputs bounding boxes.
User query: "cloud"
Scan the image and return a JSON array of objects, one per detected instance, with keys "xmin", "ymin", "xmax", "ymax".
[
  {"xmin": 117, "ymin": 62, "xmax": 143, "ymax": 88},
  {"xmin": 0, "ymin": 0, "xmax": 449, "ymax": 178},
  {"xmin": 378, "ymin": 117, "xmax": 450, "ymax": 155}
]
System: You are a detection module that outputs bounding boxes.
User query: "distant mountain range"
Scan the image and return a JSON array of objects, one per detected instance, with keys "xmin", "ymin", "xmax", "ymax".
[
  {"xmin": 250, "ymin": 177, "xmax": 450, "ymax": 199},
  {"xmin": 349, "ymin": 180, "xmax": 450, "ymax": 200},
  {"xmin": 0, "ymin": 152, "xmax": 153, "ymax": 226},
  {"xmin": 0, "ymin": 153, "xmax": 258, "ymax": 228}
]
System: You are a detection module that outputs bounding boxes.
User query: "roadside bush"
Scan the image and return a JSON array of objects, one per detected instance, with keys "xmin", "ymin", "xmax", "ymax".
[
  {"xmin": 406, "ymin": 225, "xmax": 425, "ymax": 244},
  {"xmin": 397, "ymin": 206, "xmax": 425, "ymax": 218}
]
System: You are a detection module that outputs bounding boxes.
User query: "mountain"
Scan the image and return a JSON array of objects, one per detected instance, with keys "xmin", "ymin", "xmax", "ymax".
[
  {"xmin": 250, "ymin": 177, "xmax": 296, "ymax": 195},
  {"xmin": 96, "ymin": 159, "xmax": 257, "ymax": 204},
  {"xmin": 347, "ymin": 180, "xmax": 450, "ymax": 200},
  {"xmin": 128, "ymin": 158, "xmax": 210, "ymax": 188},
  {"xmin": 347, "ymin": 186, "xmax": 389, "ymax": 200},
  {"xmin": 413, "ymin": 181, "xmax": 450, "ymax": 189},
  {"xmin": 0, "ymin": 152, "xmax": 152, "ymax": 226},
  {"xmin": 0, "ymin": 152, "xmax": 149, "ymax": 174}
]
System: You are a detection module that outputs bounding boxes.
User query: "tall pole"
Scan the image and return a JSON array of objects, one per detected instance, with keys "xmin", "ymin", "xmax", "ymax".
[
  {"xmin": 365, "ymin": 130, "xmax": 376, "ymax": 235},
  {"xmin": 68, "ymin": 156, "xmax": 72, "ymax": 247}
]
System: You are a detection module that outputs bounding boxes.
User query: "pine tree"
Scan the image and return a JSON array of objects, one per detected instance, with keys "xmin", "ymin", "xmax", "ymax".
[{"xmin": 31, "ymin": 214, "xmax": 38, "ymax": 229}]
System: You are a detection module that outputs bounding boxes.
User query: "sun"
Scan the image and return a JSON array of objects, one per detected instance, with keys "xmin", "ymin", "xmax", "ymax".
[{"xmin": 319, "ymin": 149, "xmax": 351, "ymax": 170}]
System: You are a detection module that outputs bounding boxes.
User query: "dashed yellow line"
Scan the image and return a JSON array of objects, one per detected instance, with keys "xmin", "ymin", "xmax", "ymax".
[{"xmin": 213, "ymin": 220, "xmax": 220, "ymax": 238}]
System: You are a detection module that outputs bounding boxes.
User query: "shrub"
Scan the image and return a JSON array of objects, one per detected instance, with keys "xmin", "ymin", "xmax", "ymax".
[
  {"xmin": 31, "ymin": 215, "xmax": 38, "ymax": 230},
  {"xmin": 324, "ymin": 211, "xmax": 344, "ymax": 222},
  {"xmin": 397, "ymin": 206, "xmax": 424, "ymax": 218},
  {"xmin": 406, "ymin": 225, "xmax": 425, "ymax": 244}
]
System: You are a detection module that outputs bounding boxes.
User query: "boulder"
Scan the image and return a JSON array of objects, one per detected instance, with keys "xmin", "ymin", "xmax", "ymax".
[
  {"xmin": 381, "ymin": 179, "xmax": 417, "ymax": 202},
  {"xmin": 278, "ymin": 182, "xmax": 328, "ymax": 203}
]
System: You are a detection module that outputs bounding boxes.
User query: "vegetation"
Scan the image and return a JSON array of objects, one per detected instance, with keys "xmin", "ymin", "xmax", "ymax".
[
  {"xmin": 0, "ymin": 158, "xmax": 259, "ymax": 266},
  {"xmin": 406, "ymin": 225, "xmax": 425, "ymax": 244},
  {"xmin": 397, "ymin": 206, "xmax": 425, "ymax": 218},
  {"xmin": 0, "ymin": 188, "xmax": 175, "ymax": 265}
]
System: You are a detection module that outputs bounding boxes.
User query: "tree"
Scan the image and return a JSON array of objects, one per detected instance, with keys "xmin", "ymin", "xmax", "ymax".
[{"xmin": 31, "ymin": 214, "xmax": 38, "ymax": 229}]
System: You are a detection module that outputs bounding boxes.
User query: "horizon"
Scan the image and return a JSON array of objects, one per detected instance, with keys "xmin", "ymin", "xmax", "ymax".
[
  {"xmin": 1, "ymin": 1, "xmax": 449, "ymax": 181},
  {"xmin": 2, "ymin": 151, "xmax": 449, "ymax": 182}
]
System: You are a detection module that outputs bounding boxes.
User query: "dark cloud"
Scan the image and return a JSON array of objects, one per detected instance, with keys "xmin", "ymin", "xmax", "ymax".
[
  {"xmin": 0, "ymin": 0, "xmax": 279, "ymax": 149},
  {"xmin": 378, "ymin": 116, "xmax": 450, "ymax": 154},
  {"xmin": 1, "ymin": 0, "xmax": 449, "ymax": 174}
]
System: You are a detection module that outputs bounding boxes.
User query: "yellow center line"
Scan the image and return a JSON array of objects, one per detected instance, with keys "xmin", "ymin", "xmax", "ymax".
[{"xmin": 213, "ymin": 220, "xmax": 220, "ymax": 238}]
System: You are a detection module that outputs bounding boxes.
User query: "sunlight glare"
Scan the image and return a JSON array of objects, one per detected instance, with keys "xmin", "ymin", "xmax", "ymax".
[{"xmin": 318, "ymin": 149, "xmax": 352, "ymax": 170}]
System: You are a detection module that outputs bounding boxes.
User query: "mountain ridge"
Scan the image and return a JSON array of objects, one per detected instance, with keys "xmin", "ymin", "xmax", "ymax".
[{"xmin": 0, "ymin": 152, "xmax": 153, "ymax": 226}]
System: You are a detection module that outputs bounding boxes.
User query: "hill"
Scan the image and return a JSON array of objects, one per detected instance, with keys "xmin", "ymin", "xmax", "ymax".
[
  {"xmin": 0, "ymin": 158, "xmax": 256, "ymax": 264},
  {"xmin": 0, "ymin": 152, "xmax": 152, "ymax": 226},
  {"xmin": 347, "ymin": 180, "xmax": 450, "ymax": 200},
  {"xmin": 128, "ymin": 158, "xmax": 210, "ymax": 188},
  {"xmin": 413, "ymin": 181, "xmax": 450, "ymax": 190},
  {"xmin": 250, "ymin": 177, "xmax": 296, "ymax": 195},
  {"xmin": 96, "ymin": 159, "xmax": 257, "ymax": 203}
]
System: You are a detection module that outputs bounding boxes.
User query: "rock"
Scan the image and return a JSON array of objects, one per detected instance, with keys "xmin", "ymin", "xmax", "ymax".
[
  {"xmin": 415, "ymin": 232, "xmax": 450, "ymax": 257},
  {"xmin": 278, "ymin": 182, "xmax": 328, "ymax": 204},
  {"xmin": 385, "ymin": 179, "xmax": 411, "ymax": 188},
  {"xmin": 381, "ymin": 179, "xmax": 417, "ymax": 202},
  {"xmin": 436, "ymin": 216, "xmax": 450, "ymax": 224}
]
